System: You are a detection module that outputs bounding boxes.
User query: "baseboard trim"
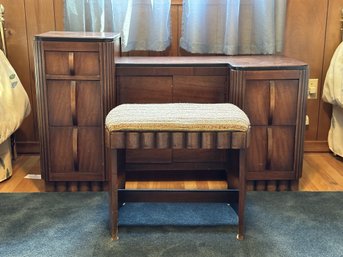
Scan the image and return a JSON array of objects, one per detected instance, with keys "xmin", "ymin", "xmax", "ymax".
[
  {"xmin": 304, "ymin": 141, "xmax": 330, "ymax": 153},
  {"xmin": 16, "ymin": 141, "xmax": 40, "ymax": 154}
]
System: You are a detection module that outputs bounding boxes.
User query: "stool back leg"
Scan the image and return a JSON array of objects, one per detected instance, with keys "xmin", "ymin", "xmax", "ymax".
[{"xmin": 108, "ymin": 148, "xmax": 119, "ymax": 240}]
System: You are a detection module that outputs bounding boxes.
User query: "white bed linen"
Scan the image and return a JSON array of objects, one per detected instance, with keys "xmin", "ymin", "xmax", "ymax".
[
  {"xmin": 0, "ymin": 50, "xmax": 31, "ymax": 145},
  {"xmin": 0, "ymin": 138, "xmax": 12, "ymax": 182},
  {"xmin": 322, "ymin": 42, "xmax": 343, "ymax": 157}
]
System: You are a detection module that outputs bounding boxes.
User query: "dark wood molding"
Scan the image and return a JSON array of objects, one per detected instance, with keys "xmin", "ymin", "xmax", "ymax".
[{"xmin": 304, "ymin": 140, "xmax": 330, "ymax": 152}]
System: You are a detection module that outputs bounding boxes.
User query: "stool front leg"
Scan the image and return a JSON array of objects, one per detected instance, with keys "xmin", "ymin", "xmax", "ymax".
[
  {"xmin": 237, "ymin": 149, "xmax": 246, "ymax": 240},
  {"xmin": 108, "ymin": 148, "xmax": 119, "ymax": 240}
]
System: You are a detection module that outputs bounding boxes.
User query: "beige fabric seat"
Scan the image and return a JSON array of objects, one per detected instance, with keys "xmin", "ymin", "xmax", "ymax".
[
  {"xmin": 105, "ymin": 103, "xmax": 250, "ymax": 240},
  {"xmin": 106, "ymin": 103, "xmax": 250, "ymax": 132}
]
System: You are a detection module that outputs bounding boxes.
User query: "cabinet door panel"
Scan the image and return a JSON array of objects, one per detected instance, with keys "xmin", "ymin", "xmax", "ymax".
[
  {"xmin": 78, "ymin": 127, "xmax": 103, "ymax": 172},
  {"xmin": 247, "ymin": 126, "xmax": 295, "ymax": 172},
  {"xmin": 247, "ymin": 127, "xmax": 267, "ymax": 172},
  {"xmin": 173, "ymin": 76, "xmax": 227, "ymax": 103},
  {"xmin": 273, "ymin": 80, "xmax": 298, "ymax": 125},
  {"xmin": 270, "ymin": 126, "xmax": 295, "ymax": 171},
  {"xmin": 118, "ymin": 76, "xmax": 172, "ymax": 103},
  {"xmin": 49, "ymin": 127, "xmax": 74, "ymax": 172},
  {"xmin": 47, "ymin": 80, "xmax": 72, "ymax": 126},
  {"xmin": 245, "ymin": 80, "xmax": 298, "ymax": 125},
  {"xmin": 45, "ymin": 51, "xmax": 99, "ymax": 76},
  {"xmin": 49, "ymin": 127, "xmax": 103, "ymax": 175},
  {"xmin": 74, "ymin": 52, "xmax": 100, "ymax": 76},
  {"xmin": 47, "ymin": 80, "xmax": 101, "ymax": 126},
  {"xmin": 244, "ymin": 80, "xmax": 269, "ymax": 125},
  {"xmin": 77, "ymin": 81, "xmax": 102, "ymax": 126}
]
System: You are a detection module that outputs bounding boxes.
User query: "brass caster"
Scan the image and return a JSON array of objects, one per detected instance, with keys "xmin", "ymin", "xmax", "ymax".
[{"xmin": 236, "ymin": 234, "xmax": 244, "ymax": 240}]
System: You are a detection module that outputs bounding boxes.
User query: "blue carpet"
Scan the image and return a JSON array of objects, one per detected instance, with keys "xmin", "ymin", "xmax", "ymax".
[{"xmin": 0, "ymin": 192, "xmax": 342, "ymax": 257}]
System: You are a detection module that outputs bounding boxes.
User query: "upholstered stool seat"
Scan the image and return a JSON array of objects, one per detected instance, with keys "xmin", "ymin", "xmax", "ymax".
[{"xmin": 105, "ymin": 103, "xmax": 250, "ymax": 240}]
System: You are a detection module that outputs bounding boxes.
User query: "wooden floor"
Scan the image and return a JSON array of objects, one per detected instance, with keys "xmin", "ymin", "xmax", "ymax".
[{"xmin": 0, "ymin": 153, "xmax": 343, "ymax": 192}]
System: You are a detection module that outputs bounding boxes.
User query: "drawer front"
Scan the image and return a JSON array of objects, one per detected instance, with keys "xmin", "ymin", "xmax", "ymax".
[
  {"xmin": 45, "ymin": 51, "xmax": 99, "ymax": 76},
  {"xmin": 47, "ymin": 80, "xmax": 102, "ymax": 126},
  {"xmin": 118, "ymin": 76, "xmax": 173, "ymax": 103},
  {"xmin": 173, "ymin": 76, "xmax": 227, "ymax": 103},
  {"xmin": 244, "ymin": 79, "xmax": 298, "ymax": 125},
  {"xmin": 49, "ymin": 127, "xmax": 104, "ymax": 176},
  {"xmin": 247, "ymin": 126, "xmax": 295, "ymax": 172}
]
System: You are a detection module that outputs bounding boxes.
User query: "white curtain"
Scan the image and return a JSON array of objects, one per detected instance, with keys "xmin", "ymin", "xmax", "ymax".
[
  {"xmin": 180, "ymin": 0, "xmax": 287, "ymax": 55},
  {"xmin": 65, "ymin": 0, "xmax": 171, "ymax": 52}
]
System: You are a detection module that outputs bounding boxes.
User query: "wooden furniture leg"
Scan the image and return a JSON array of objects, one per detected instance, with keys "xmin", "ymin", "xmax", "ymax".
[
  {"xmin": 109, "ymin": 148, "xmax": 119, "ymax": 240},
  {"xmin": 237, "ymin": 148, "xmax": 246, "ymax": 240}
]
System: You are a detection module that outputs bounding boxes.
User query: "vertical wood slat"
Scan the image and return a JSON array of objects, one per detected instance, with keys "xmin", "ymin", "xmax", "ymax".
[
  {"xmin": 91, "ymin": 181, "xmax": 101, "ymax": 192},
  {"xmin": 186, "ymin": 132, "xmax": 200, "ymax": 149},
  {"xmin": 255, "ymin": 181, "xmax": 266, "ymax": 191},
  {"xmin": 111, "ymin": 132, "xmax": 125, "ymax": 149},
  {"xmin": 278, "ymin": 180, "xmax": 289, "ymax": 191},
  {"xmin": 141, "ymin": 132, "xmax": 155, "ymax": 149},
  {"xmin": 156, "ymin": 132, "xmax": 170, "ymax": 148},
  {"xmin": 79, "ymin": 181, "xmax": 90, "ymax": 191},
  {"xmin": 56, "ymin": 182, "xmax": 67, "ymax": 192},
  {"xmin": 67, "ymin": 181, "xmax": 78, "ymax": 192},
  {"xmin": 126, "ymin": 132, "xmax": 140, "ymax": 149},
  {"xmin": 201, "ymin": 132, "xmax": 215, "ymax": 149},
  {"xmin": 217, "ymin": 132, "xmax": 231, "ymax": 149},
  {"xmin": 172, "ymin": 132, "xmax": 185, "ymax": 149},
  {"xmin": 246, "ymin": 181, "xmax": 255, "ymax": 191},
  {"xmin": 266, "ymin": 180, "xmax": 277, "ymax": 191}
]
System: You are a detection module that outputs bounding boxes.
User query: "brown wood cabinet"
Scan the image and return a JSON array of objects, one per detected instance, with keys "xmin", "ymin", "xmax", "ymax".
[
  {"xmin": 229, "ymin": 60, "xmax": 308, "ymax": 190},
  {"xmin": 117, "ymin": 56, "xmax": 308, "ymax": 191},
  {"xmin": 35, "ymin": 35, "xmax": 308, "ymax": 191},
  {"xmin": 34, "ymin": 32, "xmax": 120, "ymax": 190}
]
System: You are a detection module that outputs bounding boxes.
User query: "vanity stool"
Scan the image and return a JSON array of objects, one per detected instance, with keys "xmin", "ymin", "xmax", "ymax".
[{"xmin": 105, "ymin": 103, "xmax": 250, "ymax": 240}]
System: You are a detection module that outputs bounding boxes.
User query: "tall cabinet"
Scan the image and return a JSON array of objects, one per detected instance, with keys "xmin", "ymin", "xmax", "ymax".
[
  {"xmin": 229, "ymin": 58, "xmax": 308, "ymax": 191},
  {"xmin": 34, "ymin": 32, "xmax": 120, "ymax": 191}
]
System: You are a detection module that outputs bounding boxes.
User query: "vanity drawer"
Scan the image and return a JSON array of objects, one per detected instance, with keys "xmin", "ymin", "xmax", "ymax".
[{"xmin": 44, "ymin": 50, "xmax": 99, "ymax": 76}]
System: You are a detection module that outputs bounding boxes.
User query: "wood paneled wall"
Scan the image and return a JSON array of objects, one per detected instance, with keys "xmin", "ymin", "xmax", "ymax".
[
  {"xmin": 1, "ymin": 0, "xmax": 63, "ymax": 153},
  {"xmin": 1, "ymin": 0, "xmax": 342, "ymax": 153}
]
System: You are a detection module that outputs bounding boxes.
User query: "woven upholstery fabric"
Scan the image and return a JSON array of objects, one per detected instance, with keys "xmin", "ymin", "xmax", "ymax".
[{"xmin": 106, "ymin": 103, "xmax": 250, "ymax": 132}]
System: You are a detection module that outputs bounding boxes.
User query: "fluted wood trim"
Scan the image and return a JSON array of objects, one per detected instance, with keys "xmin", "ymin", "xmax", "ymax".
[{"xmin": 107, "ymin": 130, "xmax": 249, "ymax": 150}]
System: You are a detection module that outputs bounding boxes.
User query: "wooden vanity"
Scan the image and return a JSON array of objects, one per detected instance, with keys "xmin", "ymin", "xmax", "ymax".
[{"xmin": 34, "ymin": 32, "xmax": 308, "ymax": 192}]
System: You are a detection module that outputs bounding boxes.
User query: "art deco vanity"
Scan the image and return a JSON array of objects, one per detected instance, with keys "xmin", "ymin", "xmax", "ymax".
[{"xmin": 34, "ymin": 31, "xmax": 308, "ymax": 192}]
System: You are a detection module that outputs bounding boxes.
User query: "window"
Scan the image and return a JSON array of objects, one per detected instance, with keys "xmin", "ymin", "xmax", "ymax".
[
  {"xmin": 180, "ymin": 0, "xmax": 287, "ymax": 55},
  {"xmin": 65, "ymin": 0, "xmax": 171, "ymax": 52}
]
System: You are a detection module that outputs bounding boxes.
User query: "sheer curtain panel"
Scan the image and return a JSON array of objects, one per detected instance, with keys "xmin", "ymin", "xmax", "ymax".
[
  {"xmin": 65, "ymin": 0, "xmax": 171, "ymax": 52},
  {"xmin": 180, "ymin": 0, "xmax": 287, "ymax": 55}
]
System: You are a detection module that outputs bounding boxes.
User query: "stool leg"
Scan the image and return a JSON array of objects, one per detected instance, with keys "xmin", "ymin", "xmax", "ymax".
[
  {"xmin": 108, "ymin": 148, "xmax": 119, "ymax": 240},
  {"xmin": 237, "ymin": 149, "xmax": 246, "ymax": 240}
]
